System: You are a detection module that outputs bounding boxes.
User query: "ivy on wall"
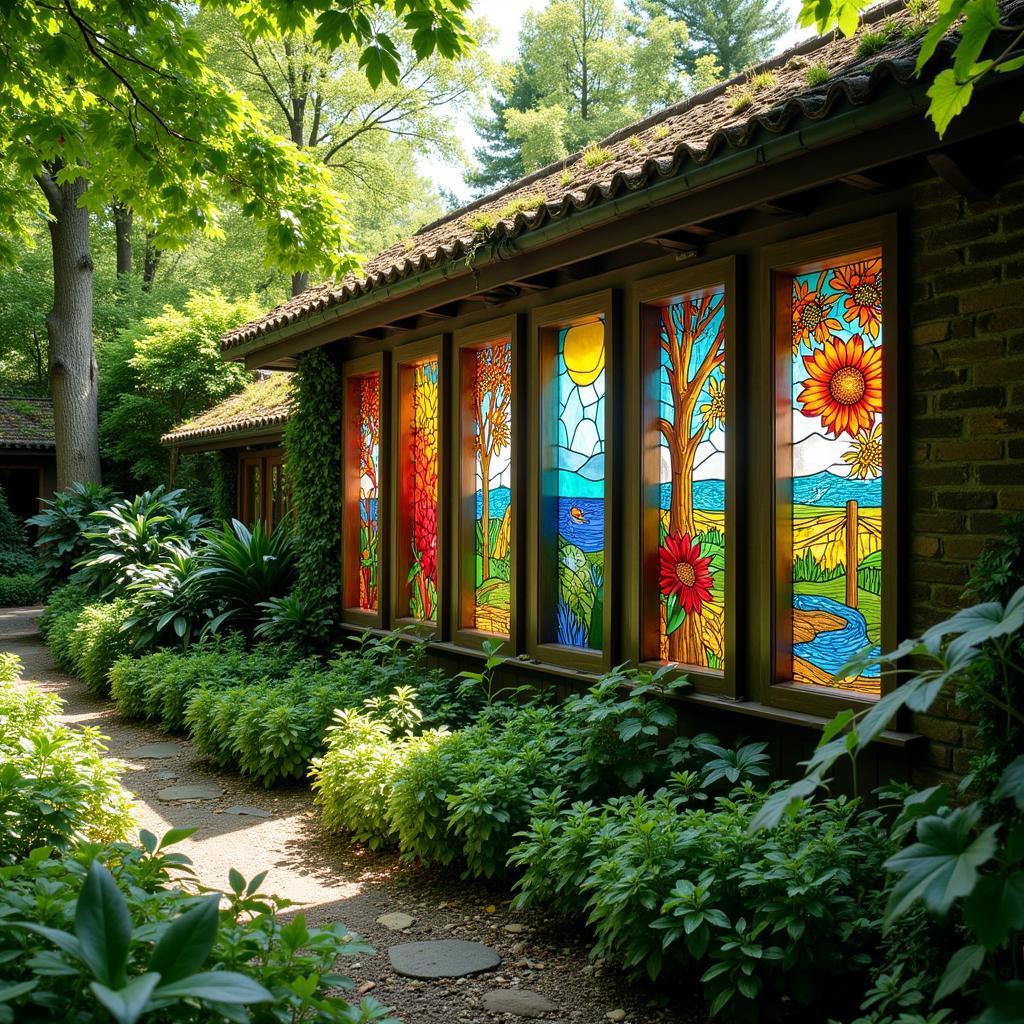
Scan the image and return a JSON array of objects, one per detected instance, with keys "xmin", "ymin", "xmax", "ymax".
[
  {"xmin": 210, "ymin": 450, "xmax": 237, "ymax": 523},
  {"xmin": 284, "ymin": 348, "xmax": 343, "ymax": 633}
]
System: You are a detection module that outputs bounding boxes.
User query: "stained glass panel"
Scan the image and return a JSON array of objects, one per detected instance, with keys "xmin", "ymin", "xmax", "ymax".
[
  {"xmin": 555, "ymin": 319, "xmax": 605, "ymax": 649},
  {"xmin": 656, "ymin": 292, "xmax": 726, "ymax": 669},
  {"xmin": 789, "ymin": 254, "xmax": 883, "ymax": 696},
  {"xmin": 356, "ymin": 373, "xmax": 380, "ymax": 612},
  {"xmin": 408, "ymin": 358, "xmax": 439, "ymax": 621},
  {"xmin": 470, "ymin": 340, "xmax": 512, "ymax": 634}
]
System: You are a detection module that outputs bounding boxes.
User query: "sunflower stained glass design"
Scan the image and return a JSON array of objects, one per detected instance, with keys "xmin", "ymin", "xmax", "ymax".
[
  {"xmin": 789, "ymin": 255, "xmax": 883, "ymax": 696},
  {"xmin": 469, "ymin": 340, "xmax": 512, "ymax": 635},
  {"xmin": 554, "ymin": 319, "xmax": 605, "ymax": 649},
  {"xmin": 655, "ymin": 291, "xmax": 726, "ymax": 668}
]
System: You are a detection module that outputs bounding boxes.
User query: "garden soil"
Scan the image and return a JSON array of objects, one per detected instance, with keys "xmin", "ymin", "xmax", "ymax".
[{"xmin": 2, "ymin": 607, "xmax": 702, "ymax": 1024}]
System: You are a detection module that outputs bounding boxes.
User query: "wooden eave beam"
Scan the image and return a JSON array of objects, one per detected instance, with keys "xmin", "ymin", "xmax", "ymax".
[{"xmin": 926, "ymin": 149, "xmax": 994, "ymax": 202}]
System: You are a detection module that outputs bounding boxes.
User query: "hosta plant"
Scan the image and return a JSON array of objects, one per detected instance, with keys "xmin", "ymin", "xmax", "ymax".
[{"xmin": 29, "ymin": 481, "xmax": 119, "ymax": 588}]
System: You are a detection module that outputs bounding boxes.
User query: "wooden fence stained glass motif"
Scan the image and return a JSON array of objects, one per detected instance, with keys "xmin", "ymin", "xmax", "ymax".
[
  {"xmin": 555, "ymin": 319, "xmax": 605, "ymax": 649},
  {"xmin": 409, "ymin": 358, "xmax": 439, "ymax": 621},
  {"xmin": 656, "ymin": 291, "xmax": 726, "ymax": 669},
  {"xmin": 470, "ymin": 340, "xmax": 512, "ymax": 634},
  {"xmin": 790, "ymin": 254, "xmax": 883, "ymax": 695},
  {"xmin": 356, "ymin": 373, "xmax": 380, "ymax": 612}
]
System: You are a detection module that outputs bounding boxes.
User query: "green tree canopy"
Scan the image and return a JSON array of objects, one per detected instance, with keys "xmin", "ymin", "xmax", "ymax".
[{"xmin": 629, "ymin": 0, "xmax": 790, "ymax": 76}]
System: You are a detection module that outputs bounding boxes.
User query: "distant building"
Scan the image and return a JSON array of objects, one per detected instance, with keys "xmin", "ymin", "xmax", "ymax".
[{"xmin": 0, "ymin": 396, "xmax": 56, "ymax": 527}]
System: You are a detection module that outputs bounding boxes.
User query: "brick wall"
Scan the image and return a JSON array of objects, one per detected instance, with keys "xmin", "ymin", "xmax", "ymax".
[{"xmin": 907, "ymin": 167, "xmax": 1024, "ymax": 784}]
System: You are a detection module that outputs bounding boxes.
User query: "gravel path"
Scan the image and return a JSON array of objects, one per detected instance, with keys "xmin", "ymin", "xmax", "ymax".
[{"xmin": 1, "ymin": 607, "xmax": 697, "ymax": 1024}]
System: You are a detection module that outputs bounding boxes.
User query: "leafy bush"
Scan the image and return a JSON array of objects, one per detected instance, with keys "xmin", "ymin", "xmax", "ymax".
[
  {"xmin": 123, "ymin": 549, "xmax": 209, "ymax": 650},
  {"xmin": 0, "ymin": 572, "xmax": 41, "ymax": 606},
  {"xmin": 192, "ymin": 518, "xmax": 296, "ymax": 635},
  {"xmin": 255, "ymin": 590, "xmax": 332, "ymax": 651},
  {"xmin": 0, "ymin": 546, "xmax": 36, "ymax": 577},
  {"xmin": 39, "ymin": 582, "xmax": 91, "ymax": 672},
  {"xmin": 311, "ymin": 688, "xmax": 449, "ymax": 849},
  {"xmin": 65, "ymin": 598, "xmax": 136, "ymax": 693},
  {"xmin": 29, "ymin": 481, "xmax": 119, "ymax": 588},
  {"xmin": 76, "ymin": 486, "xmax": 205, "ymax": 597},
  {"xmin": 0, "ymin": 482, "xmax": 28, "ymax": 551},
  {"xmin": 0, "ymin": 832, "xmax": 399, "ymax": 1024},
  {"xmin": 511, "ymin": 789, "xmax": 889, "ymax": 1020},
  {"xmin": 755, "ymin": 585, "xmax": 1024, "ymax": 1021},
  {"xmin": 0, "ymin": 667, "xmax": 135, "ymax": 864}
]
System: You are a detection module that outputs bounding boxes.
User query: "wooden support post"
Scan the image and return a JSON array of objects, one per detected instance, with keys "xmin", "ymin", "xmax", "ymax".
[{"xmin": 846, "ymin": 499, "xmax": 858, "ymax": 609}]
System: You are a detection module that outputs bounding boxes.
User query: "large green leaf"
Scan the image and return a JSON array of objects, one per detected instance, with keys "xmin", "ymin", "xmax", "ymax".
[
  {"xmin": 75, "ymin": 861, "xmax": 132, "ymax": 988},
  {"xmin": 90, "ymin": 973, "xmax": 160, "ymax": 1024},
  {"xmin": 964, "ymin": 873, "xmax": 1024, "ymax": 950},
  {"xmin": 884, "ymin": 805, "xmax": 999, "ymax": 924},
  {"xmin": 147, "ymin": 896, "xmax": 218, "ymax": 984},
  {"xmin": 952, "ymin": 0, "xmax": 1001, "ymax": 80},
  {"xmin": 933, "ymin": 943, "xmax": 985, "ymax": 1004},
  {"xmin": 979, "ymin": 981, "xmax": 1024, "ymax": 1024},
  {"xmin": 154, "ymin": 971, "xmax": 273, "ymax": 1005},
  {"xmin": 993, "ymin": 755, "xmax": 1024, "ymax": 811}
]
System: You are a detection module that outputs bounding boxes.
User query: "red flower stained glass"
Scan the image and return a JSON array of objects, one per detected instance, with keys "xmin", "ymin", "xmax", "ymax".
[
  {"xmin": 659, "ymin": 531, "xmax": 714, "ymax": 616},
  {"xmin": 409, "ymin": 359, "xmax": 439, "ymax": 620}
]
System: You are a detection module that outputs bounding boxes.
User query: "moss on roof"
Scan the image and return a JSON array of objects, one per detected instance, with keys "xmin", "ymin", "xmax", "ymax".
[
  {"xmin": 0, "ymin": 396, "xmax": 55, "ymax": 450},
  {"xmin": 161, "ymin": 373, "xmax": 293, "ymax": 445}
]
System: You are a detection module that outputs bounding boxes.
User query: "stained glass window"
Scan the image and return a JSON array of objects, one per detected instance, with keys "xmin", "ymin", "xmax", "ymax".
[
  {"xmin": 655, "ymin": 291, "xmax": 726, "ymax": 669},
  {"xmin": 404, "ymin": 357, "xmax": 439, "ymax": 621},
  {"xmin": 788, "ymin": 253, "xmax": 883, "ymax": 696},
  {"xmin": 355, "ymin": 374, "xmax": 380, "ymax": 612},
  {"xmin": 468, "ymin": 340, "xmax": 512, "ymax": 634},
  {"xmin": 554, "ymin": 318, "xmax": 605, "ymax": 650}
]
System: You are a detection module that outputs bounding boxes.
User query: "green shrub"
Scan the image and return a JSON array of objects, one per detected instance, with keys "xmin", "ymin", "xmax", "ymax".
[
  {"xmin": 0, "ymin": 482, "xmax": 28, "ymax": 551},
  {"xmin": 0, "ymin": 669, "xmax": 135, "ymax": 863},
  {"xmin": 0, "ymin": 572, "xmax": 41, "ymax": 606},
  {"xmin": 311, "ymin": 689, "xmax": 448, "ymax": 850},
  {"xmin": 0, "ymin": 651, "xmax": 21, "ymax": 682},
  {"xmin": 66, "ymin": 597, "xmax": 136, "ymax": 693},
  {"xmin": 29, "ymin": 481, "xmax": 119, "ymax": 588},
  {"xmin": 255, "ymin": 590, "xmax": 332, "ymax": 651},
  {"xmin": 124, "ymin": 549, "xmax": 209, "ymax": 650},
  {"xmin": 0, "ymin": 547, "xmax": 36, "ymax": 576},
  {"xmin": 511, "ymin": 789, "xmax": 889, "ymax": 1020},
  {"xmin": 40, "ymin": 582, "xmax": 90, "ymax": 672},
  {"xmin": 192, "ymin": 518, "xmax": 296, "ymax": 635},
  {"xmin": 0, "ymin": 832, "xmax": 397, "ymax": 1024}
]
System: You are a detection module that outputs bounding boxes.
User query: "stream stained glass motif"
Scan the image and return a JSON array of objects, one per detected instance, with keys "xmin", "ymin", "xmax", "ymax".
[
  {"xmin": 470, "ymin": 341, "xmax": 512, "ymax": 634},
  {"xmin": 554, "ymin": 319, "xmax": 605, "ymax": 649},
  {"xmin": 656, "ymin": 291, "xmax": 726, "ymax": 669},
  {"xmin": 407, "ymin": 358, "xmax": 439, "ymax": 621},
  {"xmin": 789, "ymin": 254, "xmax": 883, "ymax": 696},
  {"xmin": 355, "ymin": 373, "xmax": 380, "ymax": 612}
]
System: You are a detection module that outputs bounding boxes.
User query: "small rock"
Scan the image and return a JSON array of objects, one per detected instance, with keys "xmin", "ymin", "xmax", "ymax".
[
  {"xmin": 224, "ymin": 805, "xmax": 272, "ymax": 818},
  {"xmin": 606, "ymin": 1011, "xmax": 627, "ymax": 1022},
  {"xmin": 503, "ymin": 923, "xmax": 527, "ymax": 934},
  {"xmin": 356, "ymin": 981, "xmax": 376, "ymax": 995},
  {"xmin": 481, "ymin": 989, "xmax": 557, "ymax": 1018},
  {"xmin": 156, "ymin": 771, "xmax": 178, "ymax": 781},
  {"xmin": 377, "ymin": 912, "xmax": 416, "ymax": 931}
]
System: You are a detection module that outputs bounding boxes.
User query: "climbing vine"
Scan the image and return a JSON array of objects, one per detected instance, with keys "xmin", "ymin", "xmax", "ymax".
[
  {"xmin": 210, "ymin": 450, "xmax": 237, "ymax": 523},
  {"xmin": 284, "ymin": 348, "xmax": 343, "ymax": 634}
]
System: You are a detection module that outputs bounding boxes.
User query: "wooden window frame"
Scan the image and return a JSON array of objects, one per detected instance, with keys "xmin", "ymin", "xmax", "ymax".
[
  {"xmin": 526, "ymin": 290, "xmax": 616, "ymax": 674},
  {"xmin": 391, "ymin": 336, "xmax": 446, "ymax": 638},
  {"xmin": 450, "ymin": 315, "xmax": 521, "ymax": 652},
  {"xmin": 238, "ymin": 448, "xmax": 286, "ymax": 531},
  {"xmin": 756, "ymin": 215, "xmax": 901, "ymax": 718},
  {"xmin": 631, "ymin": 257, "xmax": 738, "ymax": 699},
  {"xmin": 341, "ymin": 353, "xmax": 387, "ymax": 629}
]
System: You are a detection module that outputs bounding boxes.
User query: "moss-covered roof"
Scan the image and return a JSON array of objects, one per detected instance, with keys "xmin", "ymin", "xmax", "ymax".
[
  {"xmin": 161, "ymin": 373, "xmax": 293, "ymax": 446},
  {"xmin": 0, "ymin": 396, "xmax": 55, "ymax": 450}
]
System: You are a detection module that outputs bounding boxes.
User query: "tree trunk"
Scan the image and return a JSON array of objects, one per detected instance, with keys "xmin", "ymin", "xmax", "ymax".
[
  {"xmin": 113, "ymin": 203, "xmax": 133, "ymax": 279},
  {"xmin": 143, "ymin": 231, "xmax": 161, "ymax": 290},
  {"xmin": 291, "ymin": 271, "xmax": 310, "ymax": 296},
  {"xmin": 41, "ymin": 173, "xmax": 102, "ymax": 488}
]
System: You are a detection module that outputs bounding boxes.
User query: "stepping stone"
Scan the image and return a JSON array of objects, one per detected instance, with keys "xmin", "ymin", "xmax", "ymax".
[
  {"xmin": 377, "ymin": 912, "xmax": 416, "ymax": 931},
  {"xmin": 128, "ymin": 742, "xmax": 181, "ymax": 759},
  {"xmin": 482, "ymin": 990, "xmax": 557, "ymax": 1018},
  {"xmin": 389, "ymin": 939, "xmax": 500, "ymax": 979},
  {"xmin": 223, "ymin": 805, "xmax": 272, "ymax": 818},
  {"xmin": 157, "ymin": 784, "xmax": 223, "ymax": 801},
  {"xmin": 157, "ymin": 771, "xmax": 178, "ymax": 781}
]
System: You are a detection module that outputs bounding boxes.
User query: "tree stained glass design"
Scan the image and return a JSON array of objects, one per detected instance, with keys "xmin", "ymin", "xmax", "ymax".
[
  {"xmin": 656, "ymin": 292, "xmax": 726, "ymax": 668},
  {"xmin": 470, "ymin": 340, "xmax": 512, "ymax": 634},
  {"xmin": 408, "ymin": 358, "xmax": 439, "ymax": 621},
  {"xmin": 789, "ymin": 254, "xmax": 883, "ymax": 695},
  {"xmin": 555, "ymin": 319, "xmax": 605, "ymax": 649},
  {"xmin": 356, "ymin": 373, "xmax": 380, "ymax": 612}
]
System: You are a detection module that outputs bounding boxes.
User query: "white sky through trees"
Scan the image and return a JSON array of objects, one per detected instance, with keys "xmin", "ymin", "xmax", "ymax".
[{"xmin": 423, "ymin": 0, "xmax": 813, "ymax": 202}]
